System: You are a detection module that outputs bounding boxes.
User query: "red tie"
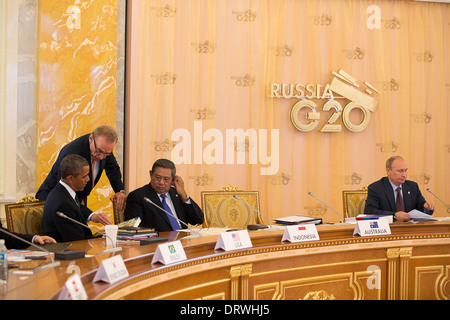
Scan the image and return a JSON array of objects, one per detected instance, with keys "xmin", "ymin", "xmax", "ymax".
[{"xmin": 396, "ymin": 187, "xmax": 405, "ymax": 212}]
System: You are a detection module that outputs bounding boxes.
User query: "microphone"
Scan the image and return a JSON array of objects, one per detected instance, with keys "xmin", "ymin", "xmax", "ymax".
[
  {"xmin": 308, "ymin": 192, "xmax": 344, "ymax": 224},
  {"xmin": 56, "ymin": 212, "xmax": 122, "ymax": 255},
  {"xmin": 233, "ymin": 195, "xmax": 273, "ymax": 230},
  {"xmin": 0, "ymin": 228, "xmax": 60, "ymax": 273},
  {"xmin": 143, "ymin": 197, "xmax": 192, "ymax": 232},
  {"xmin": 427, "ymin": 188, "xmax": 450, "ymax": 210}
]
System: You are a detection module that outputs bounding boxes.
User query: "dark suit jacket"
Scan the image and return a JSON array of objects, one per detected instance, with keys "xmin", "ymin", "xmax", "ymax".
[
  {"xmin": 0, "ymin": 222, "xmax": 34, "ymax": 249},
  {"xmin": 42, "ymin": 182, "xmax": 94, "ymax": 243},
  {"xmin": 36, "ymin": 133, "xmax": 123, "ymax": 204},
  {"xmin": 364, "ymin": 177, "xmax": 433, "ymax": 216},
  {"xmin": 123, "ymin": 184, "xmax": 204, "ymax": 232}
]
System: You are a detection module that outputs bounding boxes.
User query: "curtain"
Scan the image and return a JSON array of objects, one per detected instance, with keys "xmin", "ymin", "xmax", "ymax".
[{"xmin": 130, "ymin": 0, "xmax": 450, "ymax": 222}]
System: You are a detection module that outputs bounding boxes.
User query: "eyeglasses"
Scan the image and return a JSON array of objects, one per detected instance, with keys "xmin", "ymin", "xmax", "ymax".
[
  {"xmin": 92, "ymin": 133, "xmax": 113, "ymax": 157},
  {"xmin": 152, "ymin": 174, "xmax": 172, "ymax": 183}
]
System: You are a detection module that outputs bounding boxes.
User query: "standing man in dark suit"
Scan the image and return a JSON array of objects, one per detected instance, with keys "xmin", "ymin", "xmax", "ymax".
[
  {"xmin": 124, "ymin": 159, "xmax": 204, "ymax": 232},
  {"xmin": 42, "ymin": 154, "xmax": 112, "ymax": 243},
  {"xmin": 36, "ymin": 126, "xmax": 126, "ymax": 210},
  {"xmin": 364, "ymin": 156, "xmax": 435, "ymax": 222}
]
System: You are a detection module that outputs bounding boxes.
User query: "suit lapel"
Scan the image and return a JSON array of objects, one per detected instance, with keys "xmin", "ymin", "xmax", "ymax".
[
  {"xmin": 58, "ymin": 183, "xmax": 86, "ymax": 224},
  {"xmin": 80, "ymin": 135, "xmax": 94, "ymax": 191},
  {"xmin": 383, "ymin": 178, "xmax": 396, "ymax": 212},
  {"xmin": 402, "ymin": 182, "xmax": 412, "ymax": 212},
  {"xmin": 169, "ymin": 188, "xmax": 185, "ymax": 222},
  {"xmin": 147, "ymin": 185, "xmax": 172, "ymax": 226}
]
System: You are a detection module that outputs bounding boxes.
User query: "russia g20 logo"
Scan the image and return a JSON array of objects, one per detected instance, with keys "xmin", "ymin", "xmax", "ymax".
[{"xmin": 271, "ymin": 69, "xmax": 379, "ymax": 133}]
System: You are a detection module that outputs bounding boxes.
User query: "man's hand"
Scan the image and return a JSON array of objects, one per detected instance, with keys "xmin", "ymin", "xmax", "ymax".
[
  {"xmin": 172, "ymin": 175, "xmax": 188, "ymax": 200},
  {"xmin": 394, "ymin": 211, "xmax": 410, "ymax": 222},
  {"xmin": 34, "ymin": 235, "xmax": 56, "ymax": 245},
  {"xmin": 111, "ymin": 192, "xmax": 127, "ymax": 211},
  {"xmin": 424, "ymin": 201, "xmax": 435, "ymax": 211},
  {"xmin": 91, "ymin": 212, "xmax": 113, "ymax": 225}
]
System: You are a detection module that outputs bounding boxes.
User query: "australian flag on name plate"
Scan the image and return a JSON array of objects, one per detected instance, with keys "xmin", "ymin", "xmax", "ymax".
[{"xmin": 370, "ymin": 221, "xmax": 379, "ymax": 228}]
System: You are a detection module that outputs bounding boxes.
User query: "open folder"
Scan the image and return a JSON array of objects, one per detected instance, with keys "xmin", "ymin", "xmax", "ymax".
[{"xmin": 275, "ymin": 216, "xmax": 322, "ymax": 225}]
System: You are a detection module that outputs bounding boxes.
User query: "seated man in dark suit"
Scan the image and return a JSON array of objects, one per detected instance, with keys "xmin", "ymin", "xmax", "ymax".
[
  {"xmin": 42, "ymin": 154, "xmax": 112, "ymax": 242},
  {"xmin": 36, "ymin": 125, "xmax": 126, "ymax": 210},
  {"xmin": 124, "ymin": 159, "xmax": 204, "ymax": 232},
  {"xmin": 364, "ymin": 156, "xmax": 435, "ymax": 222},
  {"xmin": 0, "ymin": 222, "xmax": 56, "ymax": 249}
]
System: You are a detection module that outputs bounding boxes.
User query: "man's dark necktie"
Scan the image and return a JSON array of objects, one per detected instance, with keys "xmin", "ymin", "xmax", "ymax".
[
  {"xmin": 396, "ymin": 187, "xmax": 405, "ymax": 212},
  {"xmin": 75, "ymin": 195, "xmax": 81, "ymax": 208}
]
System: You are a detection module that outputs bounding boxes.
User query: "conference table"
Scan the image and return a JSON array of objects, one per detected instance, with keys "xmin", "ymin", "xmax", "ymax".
[{"xmin": 1, "ymin": 220, "xmax": 450, "ymax": 300}]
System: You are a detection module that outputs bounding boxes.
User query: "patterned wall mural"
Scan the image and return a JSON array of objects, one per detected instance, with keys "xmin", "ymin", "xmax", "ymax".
[{"xmin": 36, "ymin": 0, "xmax": 125, "ymax": 227}]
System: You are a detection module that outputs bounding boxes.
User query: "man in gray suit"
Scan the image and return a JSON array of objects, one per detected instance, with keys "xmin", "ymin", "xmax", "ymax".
[{"xmin": 364, "ymin": 156, "xmax": 435, "ymax": 222}]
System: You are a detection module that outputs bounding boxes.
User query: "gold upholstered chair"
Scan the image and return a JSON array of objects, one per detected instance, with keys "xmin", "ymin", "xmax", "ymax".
[
  {"xmin": 5, "ymin": 195, "xmax": 45, "ymax": 235},
  {"xmin": 342, "ymin": 185, "xmax": 369, "ymax": 218},
  {"xmin": 112, "ymin": 197, "xmax": 126, "ymax": 225},
  {"xmin": 201, "ymin": 185, "xmax": 263, "ymax": 228}
]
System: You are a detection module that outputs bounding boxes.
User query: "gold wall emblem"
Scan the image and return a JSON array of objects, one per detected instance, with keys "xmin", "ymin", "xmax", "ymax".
[{"xmin": 271, "ymin": 69, "xmax": 379, "ymax": 133}]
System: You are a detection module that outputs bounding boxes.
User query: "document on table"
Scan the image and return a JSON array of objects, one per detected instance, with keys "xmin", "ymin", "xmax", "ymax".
[{"xmin": 408, "ymin": 209, "xmax": 437, "ymax": 220}]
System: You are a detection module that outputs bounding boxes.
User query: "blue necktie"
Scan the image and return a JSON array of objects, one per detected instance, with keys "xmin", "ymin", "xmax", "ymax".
[{"xmin": 160, "ymin": 194, "xmax": 180, "ymax": 230}]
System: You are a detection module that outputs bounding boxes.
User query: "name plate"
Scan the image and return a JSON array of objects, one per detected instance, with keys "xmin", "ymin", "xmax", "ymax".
[
  {"xmin": 152, "ymin": 240, "xmax": 187, "ymax": 265},
  {"xmin": 59, "ymin": 274, "xmax": 88, "ymax": 300},
  {"xmin": 93, "ymin": 255, "xmax": 129, "ymax": 284},
  {"xmin": 282, "ymin": 224, "xmax": 320, "ymax": 243},
  {"xmin": 214, "ymin": 230, "xmax": 252, "ymax": 251},
  {"xmin": 353, "ymin": 219, "xmax": 391, "ymax": 237}
]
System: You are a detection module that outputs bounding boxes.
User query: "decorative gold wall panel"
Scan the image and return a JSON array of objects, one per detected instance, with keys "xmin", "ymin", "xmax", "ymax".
[{"xmin": 37, "ymin": 0, "xmax": 119, "ymax": 223}]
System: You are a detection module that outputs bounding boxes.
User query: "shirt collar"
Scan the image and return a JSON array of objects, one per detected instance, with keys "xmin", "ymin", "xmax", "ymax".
[
  {"xmin": 388, "ymin": 179, "xmax": 402, "ymax": 193},
  {"xmin": 157, "ymin": 192, "xmax": 170, "ymax": 199},
  {"xmin": 59, "ymin": 180, "xmax": 77, "ymax": 200}
]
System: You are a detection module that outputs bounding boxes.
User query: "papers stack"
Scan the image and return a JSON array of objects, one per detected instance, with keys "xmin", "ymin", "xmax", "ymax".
[
  {"xmin": 117, "ymin": 218, "xmax": 158, "ymax": 240},
  {"xmin": 408, "ymin": 209, "xmax": 437, "ymax": 221}
]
